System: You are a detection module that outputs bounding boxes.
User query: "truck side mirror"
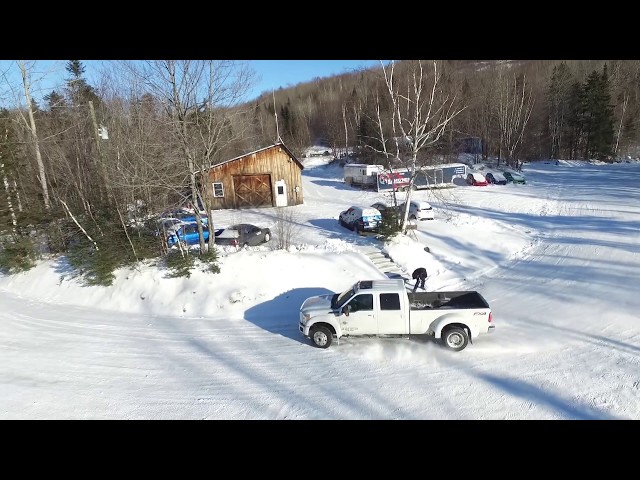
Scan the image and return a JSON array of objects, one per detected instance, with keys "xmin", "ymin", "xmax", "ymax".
[{"xmin": 342, "ymin": 305, "xmax": 351, "ymax": 317}]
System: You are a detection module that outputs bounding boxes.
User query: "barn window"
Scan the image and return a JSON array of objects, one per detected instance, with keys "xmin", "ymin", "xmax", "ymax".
[
  {"xmin": 212, "ymin": 182, "xmax": 224, "ymax": 197},
  {"xmin": 277, "ymin": 186, "xmax": 284, "ymax": 195}
]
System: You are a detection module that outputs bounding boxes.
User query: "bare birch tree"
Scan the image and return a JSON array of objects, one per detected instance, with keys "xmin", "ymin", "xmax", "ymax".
[
  {"xmin": 608, "ymin": 60, "xmax": 640, "ymax": 157},
  {"xmin": 1, "ymin": 125, "xmax": 17, "ymax": 229},
  {"xmin": 495, "ymin": 70, "xmax": 535, "ymax": 169},
  {"xmin": 368, "ymin": 60, "xmax": 466, "ymax": 231},
  {"xmin": 120, "ymin": 60, "xmax": 255, "ymax": 253},
  {"xmin": 16, "ymin": 61, "xmax": 50, "ymax": 210}
]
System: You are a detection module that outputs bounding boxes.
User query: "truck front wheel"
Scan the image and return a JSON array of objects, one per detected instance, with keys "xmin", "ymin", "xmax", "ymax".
[
  {"xmin": 310, "ymin": 325, "xmax": 333, "ymax": 348},
  {"xmin": 442, "ymin": 327, "xmax": 469, "ymax": 352}
]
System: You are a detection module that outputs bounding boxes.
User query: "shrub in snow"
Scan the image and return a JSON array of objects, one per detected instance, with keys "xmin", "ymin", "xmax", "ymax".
[
  {"xmin": 0, "ymin": 236, "xmax": 39, "ymax": 274},
  {"xmin": 164, "ymin": 250, "xmax": 195, "ymax": 279}
]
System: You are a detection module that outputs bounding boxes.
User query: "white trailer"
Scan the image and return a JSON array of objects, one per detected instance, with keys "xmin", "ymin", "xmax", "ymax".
[{"xmin": 343, "ymin": 164, "xmax": 383, "ymax": 188}]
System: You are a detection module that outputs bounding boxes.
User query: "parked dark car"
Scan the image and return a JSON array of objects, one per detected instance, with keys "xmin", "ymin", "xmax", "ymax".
[
  {"xmin": 215, "ymin": 224, "xmax": 271, "ymax": 247},
  {"xmin": 503, "ymin": 171, "xmax": 526, "ymax": 184},
  {"xmin": 485, "ymin": 172, "xmax": 507, "ymax": 185},
  {"xmin": 370, "ymin": 202, "xmax": 400, "ymax": 217},
  {"xmin": 370, "ymin": 202, "xmax": 391, "ymax": 213}
]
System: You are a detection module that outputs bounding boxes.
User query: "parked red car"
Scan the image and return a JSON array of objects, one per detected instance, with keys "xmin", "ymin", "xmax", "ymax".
[{"xmin": 466, "ymin": 172, "xmax": 489, "ymax": 186}]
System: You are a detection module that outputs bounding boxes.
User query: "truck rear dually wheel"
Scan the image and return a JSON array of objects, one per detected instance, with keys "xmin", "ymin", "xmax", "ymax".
[
  {"xmin": 442, "ymin": 327, "xmax": 469, "ymax": 352},
  {"xmin": 310, "ymin": 325, "xmax": 332, "ymax": 348}
]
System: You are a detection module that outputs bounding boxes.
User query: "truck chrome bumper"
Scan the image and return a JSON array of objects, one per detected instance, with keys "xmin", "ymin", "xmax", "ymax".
[{"xmin": 299, "ymin": 322, "xmax": 310, "ymax": 336}]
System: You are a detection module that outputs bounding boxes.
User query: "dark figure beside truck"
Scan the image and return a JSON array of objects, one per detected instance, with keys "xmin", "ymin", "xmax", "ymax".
[{"xmin": 412, "ymin": 267, "xmax": 427, "ymax": 292}]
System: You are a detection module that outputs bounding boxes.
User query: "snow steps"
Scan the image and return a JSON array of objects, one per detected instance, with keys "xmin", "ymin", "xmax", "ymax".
[{"xmin": 364, "ymin": 250, "xmax": 411, "ymax": 281}]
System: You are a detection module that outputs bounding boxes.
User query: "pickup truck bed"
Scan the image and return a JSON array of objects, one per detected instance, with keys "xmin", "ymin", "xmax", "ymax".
[{"xmin": 408, "ymin": 291, "xmax": 490, "ymax": 310}]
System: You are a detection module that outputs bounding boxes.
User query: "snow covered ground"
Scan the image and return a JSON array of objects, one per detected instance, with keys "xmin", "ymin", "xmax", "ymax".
[{"xmin": 1, "ymin": 153, "xmax": 639, "ymax": 419}]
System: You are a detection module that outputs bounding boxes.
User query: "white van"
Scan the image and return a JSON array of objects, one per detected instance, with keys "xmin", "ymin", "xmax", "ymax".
[
  {"xmin": 338, "ymin": 206, "xmax": 383, "ymax": 234},
  {"xmin": 399, "ymin": 200, "xmax": 435, "ymax": 220}
]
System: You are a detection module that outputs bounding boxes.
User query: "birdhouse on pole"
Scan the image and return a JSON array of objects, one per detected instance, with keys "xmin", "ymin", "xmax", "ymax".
[{"xmin": 98, "ymin": 125, "xmax": 109, "ymax": 140}]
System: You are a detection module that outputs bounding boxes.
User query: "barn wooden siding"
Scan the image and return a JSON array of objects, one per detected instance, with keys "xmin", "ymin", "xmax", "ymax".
[{"xmin": 203, "ymin": 144, "xmax": 304, "ymax": 210}]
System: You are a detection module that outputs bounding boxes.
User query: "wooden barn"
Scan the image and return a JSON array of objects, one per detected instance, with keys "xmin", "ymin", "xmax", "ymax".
[{"xmin": 200, "ymin": 142, "xmax": 304, "ymax": 210}]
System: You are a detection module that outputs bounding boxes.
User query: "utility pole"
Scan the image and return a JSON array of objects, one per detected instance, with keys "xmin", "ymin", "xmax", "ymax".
[
  {"xmin": 88, "ymin": 101, "xmax": 102, "ymax": 157},
  {"xmin": 88, "ymin": 100, "xmax": 108, "ymax": 204},
  {"xmin": 273, "ymin": 90, "xmax": 281, "ymax": 143},
  {"xmin": 89, "ymin": 100, "xmax": 138, "ymax": 260}
]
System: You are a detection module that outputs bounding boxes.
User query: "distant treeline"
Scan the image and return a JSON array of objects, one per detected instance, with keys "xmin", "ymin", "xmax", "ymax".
[{"xmin": 254, "ymin": 59, "xmax": 638, "ymax": 164}]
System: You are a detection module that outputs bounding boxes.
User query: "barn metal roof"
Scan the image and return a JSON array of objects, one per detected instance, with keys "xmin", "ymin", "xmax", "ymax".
[{"xmin": 200, "ymin": 142, "xmax": 304, "ymax": 172}]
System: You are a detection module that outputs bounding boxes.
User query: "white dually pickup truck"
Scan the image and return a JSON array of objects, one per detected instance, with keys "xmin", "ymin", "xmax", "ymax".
[{"xmin": 299, "ymin": 279, "xmax": 494, "ymax": 352}]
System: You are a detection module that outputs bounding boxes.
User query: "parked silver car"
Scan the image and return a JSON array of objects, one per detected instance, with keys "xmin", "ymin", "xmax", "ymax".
[{"xmin": 215, "ymin": 224, "xmax": 271, "ymax": 247}]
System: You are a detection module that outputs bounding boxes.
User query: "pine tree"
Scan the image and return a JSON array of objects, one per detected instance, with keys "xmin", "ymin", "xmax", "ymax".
[
  {"xmin": 593, "ymin": 64, "xmax": 615, "ymax": 160},
  {"xmin": 565, "ymin": 82, "xmax": 585, "ymax": 160},
  {"xmin": 64, "ymin": 60, "xmax": 99, "ymax": 107},
  {"xmin": 43, "ymin": 90, "xmax": 66, "ymax": 111},
  {"xmin": 357, "ymin": 112, "xmax": 379, "ymax": 152},
  {"xmin": 582, "ymin": 65, "xmax": 615, "ymax": 160},
  {"xmin": 66, "ymin": 60, "xmax": 86, "ymax": 78}
]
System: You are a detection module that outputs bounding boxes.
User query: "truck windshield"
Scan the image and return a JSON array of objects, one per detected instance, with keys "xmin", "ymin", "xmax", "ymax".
[{"xmin": 333, "ymin": 287, "xmax": 355, "ymax": 309}]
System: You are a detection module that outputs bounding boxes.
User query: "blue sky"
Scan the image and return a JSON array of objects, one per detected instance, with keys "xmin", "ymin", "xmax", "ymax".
[
  {"xmin": 1, "ymin": 60, "xmax": 383, "ymax": 106},
  {"xmin": 247, "ymin": 60, "xmax": 382, "ymax": 100}
]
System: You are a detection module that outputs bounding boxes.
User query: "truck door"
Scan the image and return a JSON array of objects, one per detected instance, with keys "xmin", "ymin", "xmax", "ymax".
[
  {"xmin": 340, "ymin": 293, "xmax": 377, "ymax": 335},
  {"xmin": 377, "ymin": 292, "xmax": 406, "ymax": 334}
]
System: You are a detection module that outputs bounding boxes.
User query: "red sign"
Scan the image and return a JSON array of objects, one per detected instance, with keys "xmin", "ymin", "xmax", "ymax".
[{"xmin": 377, "ymin": 170, "xmax": 412, "ymax": 190}]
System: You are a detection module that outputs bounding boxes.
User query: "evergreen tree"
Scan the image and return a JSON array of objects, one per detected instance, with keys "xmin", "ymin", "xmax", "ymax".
[
  {"xmin": 565, "ymin": 82, "xmax": 585, "ymax": 160},
  {"xmin": 280, "ymin": 102, "xmax": 293, "ymax": 139},
  {"xmin": 43, "ymin": 90, "xmax": 66, "ymax": 111},
  {"xmin": 357, "ymin": 111, "xmax": 379, "ymax": 152},
  {"xmin": 66, "ymin": 60, "xmax": 86, "ymax": 78},
  {"xmin": 583, "ymin": 65, "xmax": 615, "ymax": 160},
  {"xmin": 593, "ymin": 64, "xmax": 615, "ymax": 159},
  {"xmin": 64, "ymin": 60, "xmax": 99, "ymax": 106}
]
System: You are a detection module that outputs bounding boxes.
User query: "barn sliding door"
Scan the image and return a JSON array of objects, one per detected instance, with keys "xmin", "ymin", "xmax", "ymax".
[{"xmin": 233, "ymin": 174, "xmax": 273, "ymax": 208}]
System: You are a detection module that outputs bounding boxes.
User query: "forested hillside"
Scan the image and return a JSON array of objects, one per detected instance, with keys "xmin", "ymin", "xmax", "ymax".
[
  {"xmin": 1, "ymin": 60, "xmax": 638, "ymax": 285},
  {"xmin": 253, "ymin": 59, "xmax": 639, "ymax": 164}
]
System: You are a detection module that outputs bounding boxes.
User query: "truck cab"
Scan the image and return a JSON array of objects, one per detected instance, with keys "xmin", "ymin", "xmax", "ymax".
[
  {"xmin": 299, "ymin": 280, "xmax": 410, "ymax": 345},
  {"xmin": 335, "ymin": 279, "xmax": 411, "ymax": 336}
]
